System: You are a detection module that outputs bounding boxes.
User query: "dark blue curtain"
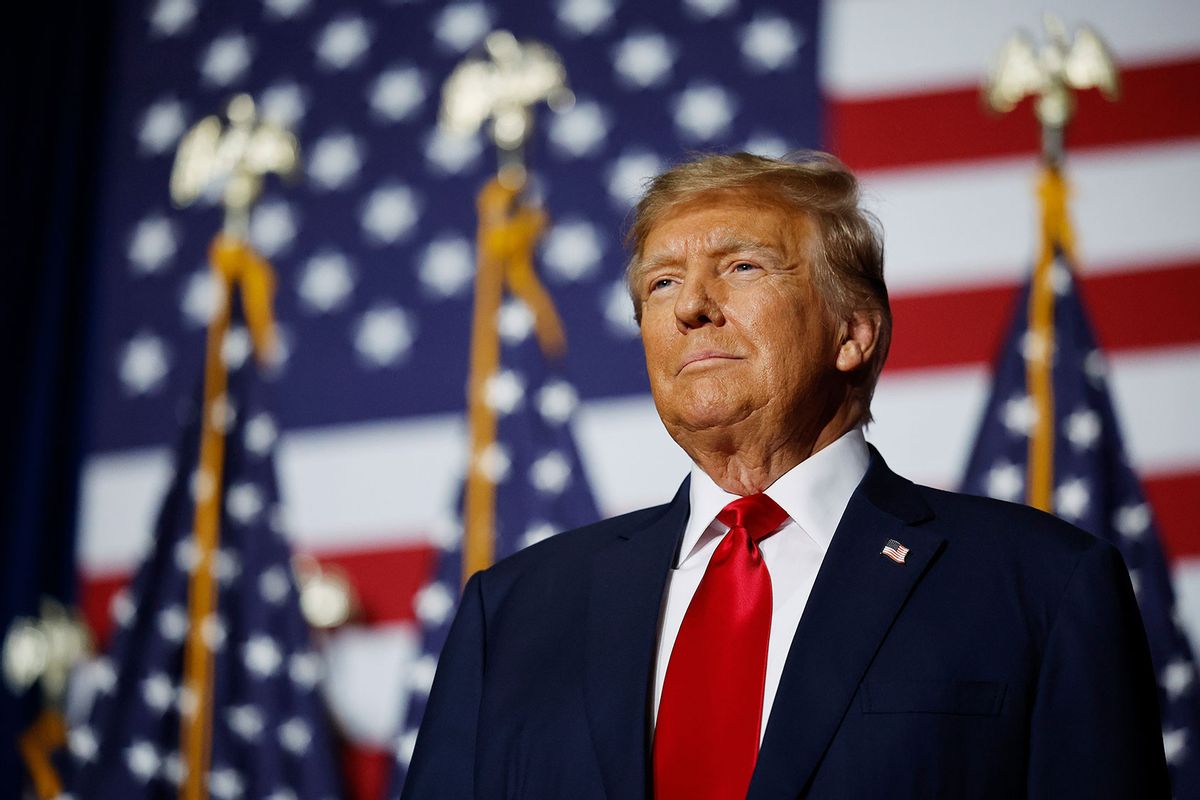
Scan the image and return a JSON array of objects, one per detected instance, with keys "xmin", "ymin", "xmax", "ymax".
[{"xmin": 0, "ymin": 2, "xmax": 115, "ymax": 795}]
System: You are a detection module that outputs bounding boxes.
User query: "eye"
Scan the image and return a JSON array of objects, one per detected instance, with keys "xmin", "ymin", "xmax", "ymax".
[
  {"xmin": 732, "ymin": 261, "xmax": 758, "ymax": 273},
  {"xmin": 649, "ymin": 277, "xmax": 676, "ymax": 293}
]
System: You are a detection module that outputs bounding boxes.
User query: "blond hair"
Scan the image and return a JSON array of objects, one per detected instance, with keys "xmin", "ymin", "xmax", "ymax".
[{"xmin": 625, "ymin": 150, "xmax": 891, "ymax": 419}]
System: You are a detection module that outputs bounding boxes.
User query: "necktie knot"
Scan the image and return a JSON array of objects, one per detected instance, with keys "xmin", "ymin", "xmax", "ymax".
[{"xmin": 717, "ymin": 493, "xmax": 788, "ymax": 544}]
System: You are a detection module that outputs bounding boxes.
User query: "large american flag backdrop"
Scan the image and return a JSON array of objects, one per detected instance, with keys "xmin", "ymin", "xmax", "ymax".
[{"xmin": 75, "ymin": 0, "xmax": 1199, "ymax": 796}]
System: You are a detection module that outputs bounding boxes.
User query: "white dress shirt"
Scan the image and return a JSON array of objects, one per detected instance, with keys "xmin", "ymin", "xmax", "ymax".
[{"xmin": 651, "ymin": 428, "xmax": 870, "ymax": 743}]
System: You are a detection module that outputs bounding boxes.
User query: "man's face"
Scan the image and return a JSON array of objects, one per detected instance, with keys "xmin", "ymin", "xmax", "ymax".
[{"xmin": 635, "ymin": 188, "xmax": 842, "ymax": 442}]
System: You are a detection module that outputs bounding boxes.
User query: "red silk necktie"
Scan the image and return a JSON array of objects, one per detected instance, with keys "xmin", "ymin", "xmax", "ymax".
[{"xmin": 653, "ymin": 493, "xmax": 788, "ymax": 800}]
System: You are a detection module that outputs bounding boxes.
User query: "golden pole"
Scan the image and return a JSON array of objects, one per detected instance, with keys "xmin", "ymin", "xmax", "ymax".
[
  {"xmin": 179, "ymin": 236, "xmax": 277, "ymax": 800},
  {"xmin": 441, "ymin": 31, "xmax": 572, "ymax": 582},
  {"xmin": 460, "ymin": 178, "xmax": 567, "ymax": 584},
  {"xmin": 461, "ymin": 181, "xmax": 511, "ymax": 581}
]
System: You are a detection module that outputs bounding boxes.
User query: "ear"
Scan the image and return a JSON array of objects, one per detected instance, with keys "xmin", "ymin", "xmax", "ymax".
[{"xmin": 835, "ymin": 310, "xmax": 880, "ymax": 374}]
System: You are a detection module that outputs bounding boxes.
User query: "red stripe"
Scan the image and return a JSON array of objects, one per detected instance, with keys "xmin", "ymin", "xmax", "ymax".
[
  {"xmin": 340, "ymin": 743, "xmax": 394, "ymax": 800},
  {"xmin": 80, "ymin": 542, "xmax": 437, "ymax": 649},
  {"xmin": 316, "ymin": 543, "xmax": 437, "ymax": 624},
  {"xmin": 887, "ymin": 258, "xmax": 1200, "ymax": 371},
  {"xmin": 828, "ymin": 58, "xmax": 1200, "ymax": 171},
  {"xmin": 1144, "ymin": 471, "xmax": 1200, "ymax": 563},
  {"xmin": 79, "ymin": 574, "xmax": 124, "ymax": 650}
]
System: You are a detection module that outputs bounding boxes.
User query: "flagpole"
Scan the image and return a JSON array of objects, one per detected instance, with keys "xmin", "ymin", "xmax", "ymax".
[
  {"xmin": 169, "ymin": 95, "xmax": 292, "ymax": 800},
  {"xmin": 462, "ymin": 182, "xmax": 510, "ymax": 578},
  {"xmin": 983, "ymin": 13, "xmax": 1119, "ymax": 511},
  {"xmin": 394, "ymin": 33, "xmax": 602, "ymax": 796},
  {"xmin": 1025, "ymin": 169, "xmax": 1065, "ymax": 511},
  {"xmin": 444, "ymin": 30, "xmax": 572, "ymax": 583}
]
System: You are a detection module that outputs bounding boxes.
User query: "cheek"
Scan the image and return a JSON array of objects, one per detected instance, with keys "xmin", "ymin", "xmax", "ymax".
[
  {"xmin": 640, "ymin": 324, "xmax": 676, "ymax": 376},
  {"xmin": 753, "ymin": 310, "xmax": 834, "ymax": 383},
  {"xmin": 736, "ymin": 290, "xmax": 801, "ymax": 348}
]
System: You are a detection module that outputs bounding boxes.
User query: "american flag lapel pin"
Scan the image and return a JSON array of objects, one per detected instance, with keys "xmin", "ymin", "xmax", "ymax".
[{"xmin": 881, "ymin": 539, "xmax": 910, "ymax": 565}]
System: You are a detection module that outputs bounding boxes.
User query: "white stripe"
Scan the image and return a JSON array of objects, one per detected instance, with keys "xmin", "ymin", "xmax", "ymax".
[
  {"xmin": 77, "ymin": 346, "xmax": 1200, "ymax": 573},
  {"xmin": 275, "ymin": 413, "xmax": 466, "ymax": 548},
  {"xmin": 572, "ymin": 393, "xmax": 691, "ymax": 512},
  {"xmin": 77, "ymin": 448, "xmax": 174, "ymax": 574},
  {"xmin": 1106, "ymin": 345, "xmax": 1200, "ymax": 475},
  {"xmin": 822, "ymin": 0, "xmax": 1200, "ymax": 98},
  {"xmin": 78, "ymin": 414, "xmax": 468, "ymax": 574},
  {"xmin": 866, "ymin": 364, "xmax": 991, "ymax": 487},
  {"xmin": 870, "ymin": 344, "xmax": 1200, "ymax": 486},
  {"xmin": 1173, "ymin": 557, "xmax": 1200, "ymax": 658},
  {"xmin": 861, "ymin": 140, "xmax": 1200, "ymax": 295},
  {"xmin": 322, "ymin": 622, "xmax": 417, "ymax": 747}
]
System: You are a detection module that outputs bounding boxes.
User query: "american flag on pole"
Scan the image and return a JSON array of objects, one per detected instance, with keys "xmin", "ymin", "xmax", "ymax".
[
  {"xmin": 960, "ymin": 238, "xmax": 1200, "ymax": 790},
  {"xmin": 66, "ymin": 303, "xmax": 342, "ymax": 798},
  {"xmin": 389, "ymin": 268, "xmax": 603, "ymax": 792}
]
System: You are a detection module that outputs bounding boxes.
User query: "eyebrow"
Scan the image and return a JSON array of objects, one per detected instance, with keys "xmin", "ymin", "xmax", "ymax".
[{"xmin": 635, "ymin": 234, "xmax": 779, "ymax": 275}]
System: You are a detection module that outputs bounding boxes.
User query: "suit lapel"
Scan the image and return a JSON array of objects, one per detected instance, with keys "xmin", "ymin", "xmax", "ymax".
[
  {"xmin": 748, "ymin": 449, "xmax": 944, "ymax": 799},
  {"xmin": 584, "ymin": 479, "xmax": 689, "ymax": 800}
]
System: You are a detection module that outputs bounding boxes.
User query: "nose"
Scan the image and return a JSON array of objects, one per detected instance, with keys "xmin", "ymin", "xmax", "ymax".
[{"xmin": 673, "ymin": 273, "xmax": 725, "ymax": 333}]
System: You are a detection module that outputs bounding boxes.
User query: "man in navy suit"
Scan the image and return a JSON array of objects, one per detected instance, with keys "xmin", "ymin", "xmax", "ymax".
[{"xmin": 402, "ymin": 151, "xmax": 1168, "ymax": 799}]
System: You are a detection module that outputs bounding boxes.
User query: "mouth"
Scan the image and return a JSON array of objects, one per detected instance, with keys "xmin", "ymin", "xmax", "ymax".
[{"xmin": 678, "ymin": 351, "xmax": 741, "ymax": 373}]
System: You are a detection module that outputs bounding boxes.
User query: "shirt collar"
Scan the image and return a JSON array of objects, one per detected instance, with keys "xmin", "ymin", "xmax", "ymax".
[{"xmin": 679, "ymin": 428, "xmax": 871, "ymax": 567}]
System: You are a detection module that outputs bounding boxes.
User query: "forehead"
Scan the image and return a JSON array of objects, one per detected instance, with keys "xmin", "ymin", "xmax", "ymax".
[{"xmin": 641, "ymin": 188, "xmax": 812, "ymax": 258}]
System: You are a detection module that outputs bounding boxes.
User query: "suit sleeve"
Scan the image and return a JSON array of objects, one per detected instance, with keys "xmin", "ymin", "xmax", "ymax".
[
  {"xmin": 1026, "ymin": 540, "xmax": 1170, "ymax": 798},
  {"xmin": 401, "ymin": 571, "xmax": 486, "ymax": 800}
]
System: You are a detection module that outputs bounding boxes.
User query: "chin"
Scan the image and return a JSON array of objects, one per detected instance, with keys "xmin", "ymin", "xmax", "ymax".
[{"xmin": 671, "ymin": 391, "xmax": 753, "ymax": 432}]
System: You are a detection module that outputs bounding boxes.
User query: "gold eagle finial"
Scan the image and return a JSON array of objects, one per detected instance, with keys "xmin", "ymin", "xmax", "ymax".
[
  {"xmin": 984, "ymin": 13, "xmax": 1119, "ymax": 163},
  {"xmin": 170, "ymin": 93, "xmax": 300, "ymax": 237},
  {"xmin": 440, "ymin": 30, "xmax": 574, "ymax": 188}
]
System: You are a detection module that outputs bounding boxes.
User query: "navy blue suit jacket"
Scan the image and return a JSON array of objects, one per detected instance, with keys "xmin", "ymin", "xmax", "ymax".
[{"xmin": 403, "ymin": 449, "xmax": 1169, "ymax": 798}]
